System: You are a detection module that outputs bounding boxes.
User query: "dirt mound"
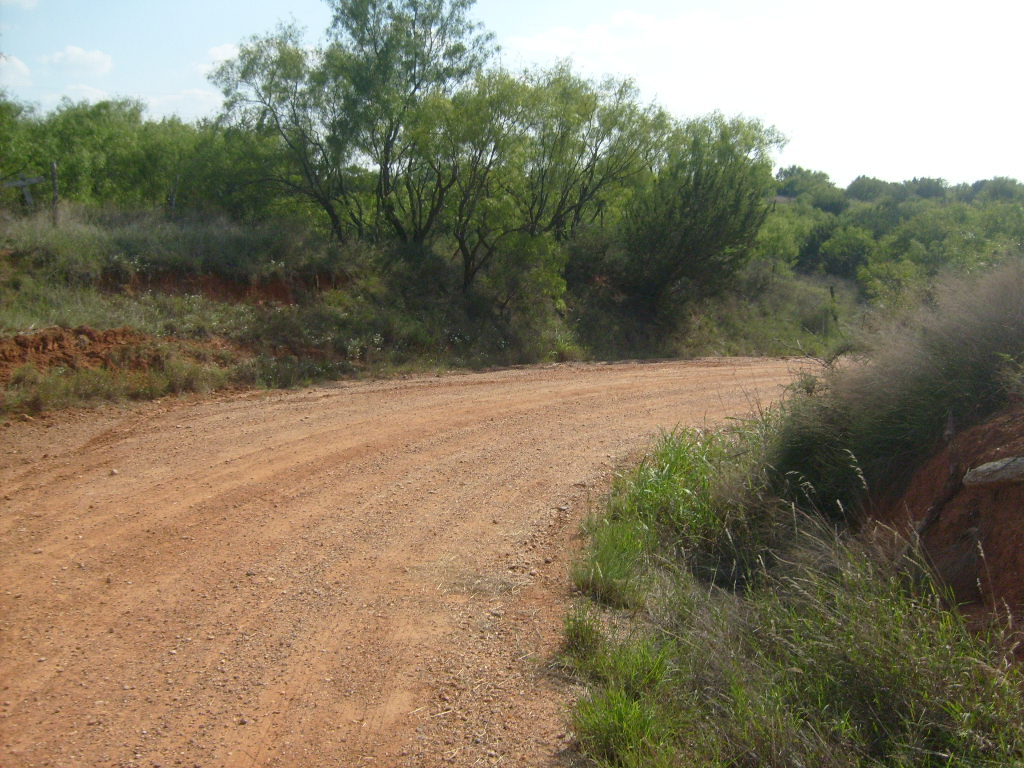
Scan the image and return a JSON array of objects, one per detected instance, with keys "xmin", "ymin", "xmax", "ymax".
[{"xmin": 873, "ymin": 406, "xmax": 1024, "ymax": 629}]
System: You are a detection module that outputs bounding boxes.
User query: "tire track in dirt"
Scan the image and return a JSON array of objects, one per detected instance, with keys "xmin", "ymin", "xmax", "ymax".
[{"xmin": 0, "ymin": 358, "xmax": 799, "ymax": 766}]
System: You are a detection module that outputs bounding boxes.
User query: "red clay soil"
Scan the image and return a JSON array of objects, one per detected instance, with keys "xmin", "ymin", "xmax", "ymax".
[
  {"xmin": 0, "ymin": 327, "xmax": 155, "ymax": 383},
  {"xmin": 872, "ymin": 406, "xmax": 1024, "ymax": 627},
  {"xmin": 0, "ymin": 326, "xmax": 239, "ymax": 385}
]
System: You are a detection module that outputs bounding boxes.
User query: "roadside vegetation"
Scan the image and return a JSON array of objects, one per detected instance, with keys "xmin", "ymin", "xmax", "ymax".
[
  {"xmin": 565, "ymin": 261, "xmax": 1024, "ymax": 767},
  {"xmin": 4, "ymin": 0, "xmax": 1022, "ymax": 417}
]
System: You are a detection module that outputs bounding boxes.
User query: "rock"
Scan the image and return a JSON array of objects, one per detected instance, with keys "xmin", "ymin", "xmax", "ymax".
[{"xmin": 963, "ymin": 456, "xmax": 1024, "ymax": 486}]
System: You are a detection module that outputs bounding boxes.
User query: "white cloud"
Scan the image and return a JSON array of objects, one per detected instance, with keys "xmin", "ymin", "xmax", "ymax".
[
  {"xmin": 0, "ymin": 53, "xmax": 32, "ymax": 88},
  {"xmin": 194, "ymin": 43, "xmax": 239, "ymax": 76},
  {"xmin": 65, "ymin": 84, "xmax": 111, "ymax": 101},
  {"xmin": 43, "ymin": 45, "xmax": 113, "ymax": 76},
  {"xmin": 0, "ymin": 0, "xmax": 39, "ymax": 8},
  {"xmin": 148, "ymin": 88, "xmax": 224, "ymax": 120}
]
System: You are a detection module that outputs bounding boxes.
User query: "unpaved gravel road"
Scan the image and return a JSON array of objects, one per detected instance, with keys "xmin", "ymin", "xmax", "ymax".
[{"xmin": 1, "ymin": 358, "xmax": 797, "ymax": 767}]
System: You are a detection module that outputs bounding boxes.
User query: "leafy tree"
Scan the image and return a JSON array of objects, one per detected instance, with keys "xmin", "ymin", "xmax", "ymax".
[
  {"xmin": 818, "ymin": 224, "xmax": 875, "ymax": 278},
  {"xmin": 326, "ymin": 0, "xmax": 495, "ymax": 241},
  {"xmin": 433, "ymin": 70, "xmax": 532, "ymax": 289},
  {"xmin": 846, "ymin": 175, "xmax": 897, "ymax": 202},
  {"xmin": 615, "ymin": 114, "xmax": 782, "ymax": 322},
  {"xmin": 508, "ymin": 65, "xmax": 668, "ymax": 241},
  {"xmin": 0, "ymin": 91, "xmax": 35, "ymax": 185},
  {"xmin": 776, "ymin": 165, "xmax": 847, "ymax": 214},
  {"xmin": 751, "ymin": 200, "xmax": 818, "ymax": 269},
  {"xmin": 212, "ymin": 24, "xmax": 363, "ymax": 242},
  {"xmin": 970, "ymin": 177, "xmax": 1024, "ymax": 203},
  {"xmin": 902, "ymin": 176, "xmax": 947, "ymax": 199}
]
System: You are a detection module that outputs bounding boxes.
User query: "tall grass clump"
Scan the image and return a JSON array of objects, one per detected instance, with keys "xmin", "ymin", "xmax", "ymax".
[
  {"xmin": 771, "ymin": 258, "xmax": 1024, "ymax": 520},
  {"xmin": 573, "ymin": 416, "xmax": 792, "ymax": 601}
]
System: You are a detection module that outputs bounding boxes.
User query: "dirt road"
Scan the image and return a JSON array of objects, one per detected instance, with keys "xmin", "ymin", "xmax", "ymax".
[{"xmin": 1, "ymin": 358, "xmax": 796, "ymax": 767}]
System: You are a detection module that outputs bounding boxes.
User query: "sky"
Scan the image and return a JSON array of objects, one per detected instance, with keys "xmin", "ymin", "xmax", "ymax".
[{"xmin": 1, "ymin": 0, "xmax": 1022, "ymax": 187}]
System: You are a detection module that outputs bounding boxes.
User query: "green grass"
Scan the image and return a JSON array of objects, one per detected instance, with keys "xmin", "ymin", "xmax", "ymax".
[
  {"xmin": 572, "ymin": 516, "xmax": 654, "ymax": 609},
  {"xmin": 672, "ymin": 266, "xmax": 862, "ymax": 359},
  {"xmin": 1, "ymin": 352, "xmax": 232, "ymax": 414},
  {"xmin": 1, "ymin": 205, "xmax": 347, "ymax": 287},
  {"xmin": 568, "ymin": 272, "xmax": 1024, "ymax": 768},
  {"xmin": 567, "ymin": 424, "xmax": 1024, "ymax": 767}
]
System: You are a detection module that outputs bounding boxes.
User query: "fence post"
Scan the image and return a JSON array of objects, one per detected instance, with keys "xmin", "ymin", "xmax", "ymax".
[{"xmin": 50, "ymin": 161, "xmax": 59, "ymax": 227}]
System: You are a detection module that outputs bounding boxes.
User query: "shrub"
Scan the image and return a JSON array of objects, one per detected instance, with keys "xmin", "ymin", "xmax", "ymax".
[{"xmin": 771, "ymin": 258, "xmax": 1024, "ymax": 519}]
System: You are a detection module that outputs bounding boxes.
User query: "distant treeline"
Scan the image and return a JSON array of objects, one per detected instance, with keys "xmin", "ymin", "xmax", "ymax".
[{"xmin": 765, "ymin": 167, "xmax": 1024, "ymax": 305}]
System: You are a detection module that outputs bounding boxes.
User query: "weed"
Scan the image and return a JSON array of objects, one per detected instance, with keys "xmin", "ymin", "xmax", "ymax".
[
  {"xmin": 572, "ymin": 516, "xmax": 652, "ymax": 609},
  {"xmin": 1, "ymin": 349, "xmax": 233, "ymax": 415},
  {"xmin": 563, "ymin": 601, "xmax": 604, "ymax": 664},
  {"xmin": 573, "ymin": 687, "xmax": 666, "ymax": 767}
]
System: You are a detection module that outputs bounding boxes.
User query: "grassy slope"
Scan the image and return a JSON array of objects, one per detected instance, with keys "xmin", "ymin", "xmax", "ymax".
[{"xmin": 1, "ymin": 208, "xmax": 859, "ymax": 415}]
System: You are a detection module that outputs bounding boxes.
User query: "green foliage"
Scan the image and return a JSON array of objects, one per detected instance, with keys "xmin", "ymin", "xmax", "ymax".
[
  {"xmin": 572, "ymin": 515, "xmax": 653, "ymax": 609},
  {"xmin": 671, "ymin": 266, "xmax": 857, "ymax": 359},
  {"xmin": 5, "ymin": 0, "xmax": 1023, "ymax": 370},
  {"xmin": 569, "ymin": 282, "xmax": 1024, "ymax": 762},
  {"xmin": 563, "ymin": 601, "xmax": 604, "ymax": 663},
  {"xmin": 776, "ymin": 165, "xmax": 848, "ymax": 214},
  {"xmin": 818, "ymin": 224, "xmax": 875, "ymax": 278},
  {"xmin": 1, "ymin": 353, "xmax": 231, "ymax": 415},
  {"xmin": 846, "ymin": 175, "xmax": 899, "ymax": 202},
  {"xmin": 760, "ymin": 165, "xmax": 1024, "ymax": 305},
  {"xmin": 0, "ymin": 206, "xmax": 345, "ymax": 289}
]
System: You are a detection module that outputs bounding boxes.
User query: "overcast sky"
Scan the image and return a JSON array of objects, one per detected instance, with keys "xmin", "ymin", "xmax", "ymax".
[{"xmin": 1, "ymin": 0, "xmax": 1021, "ymax": 187}]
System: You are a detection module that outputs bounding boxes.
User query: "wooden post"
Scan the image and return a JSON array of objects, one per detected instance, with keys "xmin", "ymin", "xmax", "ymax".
[{"xmin": 50, "ymin": 161, "xmax": 59, "ymax": 227}]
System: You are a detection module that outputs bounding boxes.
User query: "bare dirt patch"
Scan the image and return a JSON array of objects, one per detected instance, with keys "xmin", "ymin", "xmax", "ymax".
[{"xmin": 0, "ymin": 358, "xmax": 797, "ymax": 766}]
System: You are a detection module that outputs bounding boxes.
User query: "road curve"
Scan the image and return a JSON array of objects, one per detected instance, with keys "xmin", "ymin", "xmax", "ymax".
[{"xmin": 0, "ymin": 358, "xmax": 797, "ymax": 767}]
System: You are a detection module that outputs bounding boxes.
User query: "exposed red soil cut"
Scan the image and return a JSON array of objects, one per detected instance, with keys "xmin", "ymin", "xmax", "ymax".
[
  {"xmin": 0, "ymin": 326, "xmax": 155, "ymax": 383},
  {"xmin": 0, "ymin": 326, "xmax": 240, "ymax": 384},
  {"xmin": 872, "ymin": 406, "xmax": 1024, "ymax": 628}
]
